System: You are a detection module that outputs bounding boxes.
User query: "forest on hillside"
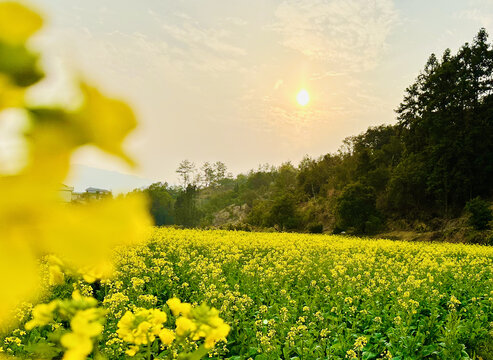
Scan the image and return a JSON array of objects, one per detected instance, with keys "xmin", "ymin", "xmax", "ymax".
[{"xmin": 130, "ymin": 29, "xmax": 493, "ymax": 244}]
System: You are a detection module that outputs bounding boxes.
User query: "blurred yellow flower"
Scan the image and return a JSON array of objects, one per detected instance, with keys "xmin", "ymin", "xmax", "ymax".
[
  {"xmin": 0, "ymin": 74, "xmax": 24, "ymax": 109},
  {"xmin": 24, "ymin": 302, "xmax": 57, "ymax": 330},
  {"xmin": 175, "ymin": 316, "xmax": 197, "ymax": 337},
  {"xmin": 167, "ymin": 297, "xmax": 192, "ymax": 317},
  {"xmin": 0, "ymin": 2, "xmax": 42, "ymax": 45},
  {"xmin": 0, "ymin": 1, "xmax": 151, "ymax": 334},
  {"xmin": 158, "ymin": 328, "xmax": 175, "ymax": 346},
  {"xmin": 61, "ymin": 308, "xmax": 105, "ymax": 360}
]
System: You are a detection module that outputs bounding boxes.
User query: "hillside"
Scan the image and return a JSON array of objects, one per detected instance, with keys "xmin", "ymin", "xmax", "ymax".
[{"xmin": 131, "ymin": 29, "xmax": 493, "ymax": 244}]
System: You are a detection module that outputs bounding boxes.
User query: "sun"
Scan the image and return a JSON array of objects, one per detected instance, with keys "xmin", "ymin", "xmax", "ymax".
[{"xmin": 296, "ymin": 89, "xmax": 310, "ymax": 106}]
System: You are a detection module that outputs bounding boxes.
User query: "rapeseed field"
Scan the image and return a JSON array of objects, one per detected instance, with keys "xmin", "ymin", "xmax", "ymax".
[{"xmin": 5, "ymin": 228, "xmax": 492, "ymax": 359}]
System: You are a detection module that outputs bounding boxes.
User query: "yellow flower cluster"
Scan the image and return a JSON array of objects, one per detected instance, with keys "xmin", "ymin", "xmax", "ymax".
[
  {"xmin": 168, "ymin": 298, "xmax": 230, "ymax": 349},
  {"xmin": 449, "ymin": 294, "xmax": 462, "ymax": 310},
  {"xmin": 24, "ymin": 291, "xmax": 106, "ymax": 360},
  {"xmin": 61, "ymin": 308, "xmax": 105, "ymax": 360},
  {"xmin": 353, "ymin": 336, "xmax": 368, "ymax": 351},
  {"xmin": 116, "ymin": 298, "xmax": 230, "ymax": 357},
  {"xmin": 117, "ymin": 308, "xmax": 170, "ymax": 356}
]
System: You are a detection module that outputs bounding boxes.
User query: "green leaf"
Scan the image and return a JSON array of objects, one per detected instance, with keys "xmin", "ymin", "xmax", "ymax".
[
  {"xmin": 248, "ymin": 346, "xmax": 259, "ymax": 356},
  {"xmin": 24, "ymin": 340, "xmax": 62, "ymax": 359},
  {"xmin": 177, "ymin": 345, "xmax": 209, "ymax": 360},
  {"xmin": 0, "ymin": 41, "xmax": 43, "ymax": 86},
  {"xmin": 362, "ymin": 351, "xmax": 378, "ymax": 360}
]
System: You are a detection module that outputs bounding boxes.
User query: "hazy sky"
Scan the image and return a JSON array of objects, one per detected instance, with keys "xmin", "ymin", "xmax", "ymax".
[{"xmin": 23, "ymin": 0, "xmax": 493, "ymax": 189}]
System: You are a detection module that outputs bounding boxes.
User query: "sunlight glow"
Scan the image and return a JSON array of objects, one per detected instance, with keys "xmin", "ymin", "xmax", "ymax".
[{"xmin": 296, "ymin": 89, "xmax": 310, "ymax": 106}]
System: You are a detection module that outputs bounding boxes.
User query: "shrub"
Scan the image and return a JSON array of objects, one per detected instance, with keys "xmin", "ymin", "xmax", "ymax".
[
  {"xmin": 335, "ymin": 182, "xmax": 382, "ymax": 234},
  {"xmin": 307, "ymin": 223, "xmax": 324, "ymax": 234},
  {"xmin": 365, "ymin": 215, "xmax": 383, "ymax": 234},
  {"xmin": 465, "ymin": 197, "xmax": 492, "ymax": 230}
]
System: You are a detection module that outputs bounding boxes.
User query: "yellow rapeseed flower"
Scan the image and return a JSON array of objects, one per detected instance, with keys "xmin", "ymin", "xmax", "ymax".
[
  {"xmin": 158, "ymin": 328, "xmax": 175, "ymax": 346},
  {"xmin": 0, "ymin": 2, "xmax": 43, "ymax": 45},
  {"xmin": 167, "ymin": 297, "xmax": 192, "ymax": 317},
  {"xmin": 25, "ymin": 302, "xmax": 57, "ymax": 330},
  {"xmin": 175, "ymin": 316, "xmax": 197, "ymax": 337},
  {"xmin": 117, "ymin": 308, "xmax": 167, "ymax": 346}
]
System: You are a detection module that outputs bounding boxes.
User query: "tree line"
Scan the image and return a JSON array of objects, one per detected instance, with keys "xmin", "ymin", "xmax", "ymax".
[{"xmin": 130, "ymin": 29, "xmax": 493, "ymax": 240}]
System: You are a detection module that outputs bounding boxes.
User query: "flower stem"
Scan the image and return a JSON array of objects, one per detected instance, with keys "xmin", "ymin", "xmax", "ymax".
[{"xmin": 147, "ymin": 334, "xmax": 151, "ymax": 360}]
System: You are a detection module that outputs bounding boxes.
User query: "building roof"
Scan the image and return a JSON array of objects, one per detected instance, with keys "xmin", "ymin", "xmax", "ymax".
[{"xmin": 86, "ymin": 187, "xmax": 111, "ymax": 193}]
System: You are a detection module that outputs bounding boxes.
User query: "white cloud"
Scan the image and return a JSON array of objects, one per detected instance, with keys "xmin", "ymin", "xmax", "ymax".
[
  {"xmin": 309, "ymin": 71, "xmax": 345, "ymax": 80},
  {"xmin": 225, "ymin": 17, "xmax": 248, "ymax": 26},
  {"xmin": 158, "ymin": 14, "xmax": 248, "ymax": 73},
  {"xmin": 459, "ymin": 0, "xmax": 493, "ymax": 30},
  {"xmin": 271, "ymin": 0, "xmax": 397, "ymax": 72},
  {"xmin": 163, "ymin": 22, "xmax": 246, "ymax": 56}
]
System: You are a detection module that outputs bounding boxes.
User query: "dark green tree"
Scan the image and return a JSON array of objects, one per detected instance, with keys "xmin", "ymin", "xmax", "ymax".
[
  {"xmin": 396, "ymin": 29, "xmax": 493, "ymax": 214},
  {"xmin": 335, "ymin": 182, "xmax": 381, "ymax": 234},
  {"xmin": 145, "ymin": 182, "xmax": 174, "ymax": 226},
  {"xmin": 387, "ymin": 154, "xmax": 429, "ymax": 216},
  {"xmin": 174, "ymin": 185, "xmax": 201, "ymax": 227},
  {"xmin": 129, "ymin": 182, "xmax": 175, "ymax": 226},
  {"xmin": 465, "ymin": 197, "xmax": 492, "ymax": 230},
  {"xmin": 267, "ymin": 193, "xmax": 300, "ymax": 231}
]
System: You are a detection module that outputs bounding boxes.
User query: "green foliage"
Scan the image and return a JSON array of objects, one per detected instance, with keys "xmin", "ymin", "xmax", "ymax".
[
  {"xmin": 146, "ymin": 182, "xmax": 175, "ymax": 226},
  {"xmin": 297, "ymin": 154, "xmax": 342, "ymax": 197},
  {"xmin": 335, "ymin": 182, "xmax": 381, "ymax": 234},
  {"xmin": 387, "ymin": 153, "xmax": 429, "ymax": 215},
  {"xmin": 364, "ymin": 215, "xmax": 383, "ymax": 235},
  {"xmin": 307, "ymin": 223, "xmax": 323, "ymax": 234},
  {"xmin": 200, "ymin": 161, "xmax": 230, "ymax": 188},
  {"xmin": 246, "ymin": 168, "xmax": 274, "ymax": 190},
  {"xmin": 130, "ymin": 182, "xmax": 175, "ymax": 226},
  {"xmin": 0, "ymin": 41, "xmax": 43, "ymax": 86},
  {"xmin": 246, "ymin": 200, "xmax": 271, "ymax": 228},
  {"xmin": 267, "ymin": 193, "xmax": 301, "ymax": 231},
  {"xmin": 465, "ymin": 197, "xmax": 493, "ymax": 230},
  {"xmin": 174, "ymin": 185, "xmax": 202, "ymax": 228},
  {"xmin": 176, "ymin": 160, "xmax": 197, "ymax": 188},
  {"xmin": 396, "ymin": 28, "xmax": 493, "ymax": 214},
  {"xmin": 474, "ymin": 336, "xmax": 493, "ymax": 360}
]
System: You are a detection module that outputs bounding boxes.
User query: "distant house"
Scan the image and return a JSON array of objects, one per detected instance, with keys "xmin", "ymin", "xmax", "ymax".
[
  {"xmin": 71, "ymin": 191, "xmax": 83, "ymax": 202},
  {"xmin": 85, "ymin": 187, "xmax": 112, "ymax": 199},
  {"xmin": 71, "ymin": 187, "xmax": 112, "ymax": 202},
  {"xmin": 59, "ymin": 184, "xmax": 74, "ymax": 202},
  {"xmin": 60, "ymin": 186, "xmax": 112, "ymax": 203}
]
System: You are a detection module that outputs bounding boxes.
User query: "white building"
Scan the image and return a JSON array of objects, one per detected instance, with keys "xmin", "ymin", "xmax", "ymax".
[
  {"xmin": 60, "ymin": 186, "xmax": 112, "ymax": 202},
  {"xmin": 59, "ymin": 184, "xmax": 74, "ymax": 202},
  {"xmin": 85, "ymin": 187, "xmax": 112, "ymax": 199}
]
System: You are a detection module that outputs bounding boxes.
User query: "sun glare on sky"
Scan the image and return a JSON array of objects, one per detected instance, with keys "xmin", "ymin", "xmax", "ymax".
[{"xmin": 296, "ymin": 89, "xmax": 310, "ymax": 106}]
